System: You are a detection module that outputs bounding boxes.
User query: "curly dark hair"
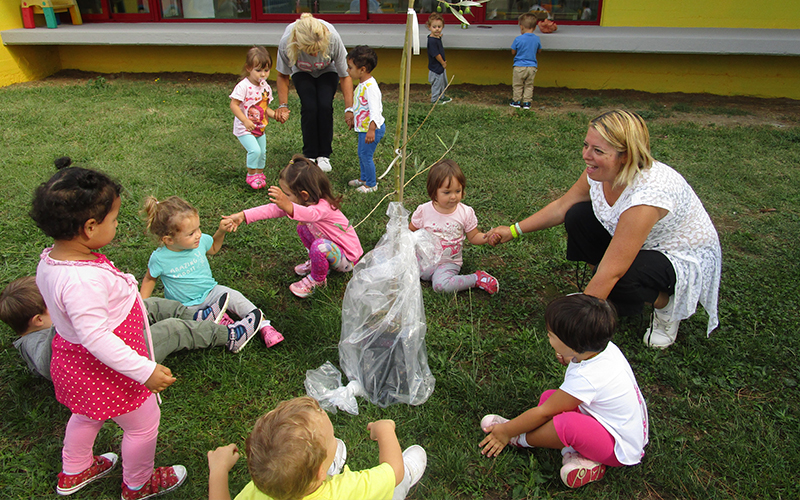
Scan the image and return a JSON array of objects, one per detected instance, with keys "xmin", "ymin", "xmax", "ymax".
[
  {"xmin": 347, "ymin": 45, "xmax": 378, "ymax": 73},
  {"xmin": 30, "ymin": 158, "xmax": 123, "ymax": 241}
]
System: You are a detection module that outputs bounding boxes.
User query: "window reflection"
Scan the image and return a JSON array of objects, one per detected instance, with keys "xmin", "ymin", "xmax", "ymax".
[
  {"xmin": 484, "ymin": 0, "xmax": 598, "ymax": 21},
  {"xmin": 159, "ymin": 0, "xmax": 251, "ymax": 18}
]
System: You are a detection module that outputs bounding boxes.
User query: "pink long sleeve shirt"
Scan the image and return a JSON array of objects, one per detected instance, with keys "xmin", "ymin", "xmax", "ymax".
[
  {"xmin": 36, "ymin": 248, "xmax": 157, "ymax": 385},
  {"xmin": 243, "ymin": 199, "xmax": 363, "ymax": 264}
]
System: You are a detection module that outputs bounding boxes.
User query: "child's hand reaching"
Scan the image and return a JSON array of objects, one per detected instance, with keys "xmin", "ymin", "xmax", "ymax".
[
  {"xmin": 221, "ymin": 212, "xmax": 246, "ymax": 232},
  {"xmin": 208, "ymin": 444, "xmax": 240, "ymax": 474},
  {"xmin": 145, "ymin": 364, "xmax": 176, "ymax": 394},
  {"xmin": 479, "ymin": 421, "xmax": 513, "ymax": 458},
  {"xmin": 268, "ymin": 185, "xmax": 293, "ymax": 214},
  {"xmin": 367, "ymin": 419, "xmax": 396, "ymax": 440},
  {"xmin": 242, "ymin": 118, "xmax": 256, "ymax": 132}
]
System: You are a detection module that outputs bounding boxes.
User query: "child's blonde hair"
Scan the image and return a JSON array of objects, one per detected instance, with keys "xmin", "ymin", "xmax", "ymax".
[
  {"xmin": 280, "ymin": 155, "xmax": 342, "ymax": 211},
  {"xmin": 426, "ymin": 159, "xmax": 467, "ymax": 201},
  {"xmin": 286, "ymin": 13, "xmax": 330, "ymax": 67},
  {"xmin": 241, "ymin": 46, "xmax": 272, "ymax": 79},
  {"xmin": 518, "ymin": 12, "xmax": 539, "ymax": 30},
  {"xmin": 426, "ymin": 12, "xmax": 444, "ymax": 27},
  {"xmin": 246, "ymin": 397, "xmax": 328, "ymax": 500},
  {"xmin": 0, "ymin": 277, "xmax": 46, "ymax": 335},
  {"xmin": 142, "ymin": 196, "xmax": 198, "ymax": 240}
]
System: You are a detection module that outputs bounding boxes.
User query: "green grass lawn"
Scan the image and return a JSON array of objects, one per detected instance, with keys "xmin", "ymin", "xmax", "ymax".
[{"xmin": 1, "ymin": 76, "xmax": 799, "ymax": 499}]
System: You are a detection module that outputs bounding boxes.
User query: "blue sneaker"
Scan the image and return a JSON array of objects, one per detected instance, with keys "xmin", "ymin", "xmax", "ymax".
[
  {"xmin": 227, "ymin": 309, "xmax": 262, "ymax": 353},
  {"xmin": 193, "ymin": 293, "xmax": 229, "ymax": 324}
]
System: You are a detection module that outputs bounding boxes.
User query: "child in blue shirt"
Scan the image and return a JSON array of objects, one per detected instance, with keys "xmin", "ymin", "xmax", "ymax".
[
  {"xmin": 140, "ymin": 196, "xmax": 284, "ymax": 352},
  {"xmin": 426, "ymin": 12, "xmax": 451, "ymax": 105},
  {"xmin": 510, "ymin": 12, "xmax": 542, "ymax": 110}
]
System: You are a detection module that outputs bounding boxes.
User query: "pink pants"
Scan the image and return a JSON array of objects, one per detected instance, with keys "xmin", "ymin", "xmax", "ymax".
[
  {"xmin": 540, "ymin": 389, "xmax": 624, "ymax": 467},
  {"xmin": 62, "ymin": 394, "xmax": 160, "ymax": 487},
  {"xmin": 297, "ymin": 224, "xmax": 352, "ymax": 282}
]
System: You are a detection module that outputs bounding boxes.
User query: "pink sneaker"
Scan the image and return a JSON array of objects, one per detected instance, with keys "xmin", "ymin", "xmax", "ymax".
[
  {"xmin": 294, "ymin": 260, "xmax": 312, "ymax": 276},
  {"xmin": 289, "ymin": 275, "xmax": 326, "ymax": 298},
  {"xmin": 475, "ymin": 270, "xmax": 499, "ymax": 295},
  {"xmin": 560, "ymin": 451, "xmax": 606, "ymax": 488},
  {"xmin": 260, "ymin": 324, "xmax": 284, "ymax": 348},
  {"xmin": 121, "ymin": 465, "xmax": 187, "ymax": 500},
  {"xmin": 479, "ymin": 414, "xmax": 522, "ymax": 447},
  {"xmin": 246, "ymin": 174, "xmax": 265, "ymax": 190},
  {"xmin": 217, "ymin": 313, "xmax": 235, "ymax": 326},
  {"xmin": 56, "ymin": 452, "xmax": 118, "ymax": 495}
]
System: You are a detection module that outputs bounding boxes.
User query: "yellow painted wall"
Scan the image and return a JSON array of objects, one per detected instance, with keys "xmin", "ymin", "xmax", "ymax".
[
  {"xmin": 601, "ymin": 0, "xmax": 800, "ymax": 29},
  {"xmin": 0, "ymin": 6, "xmax": 60, "ymax": 86},
  {"xmin": 5, "ymin": 0, "xmax": 800, "ymax": 96},
  {"xmin": 58, "ymin": 46, "xmax": 800, "ymax": 99}
]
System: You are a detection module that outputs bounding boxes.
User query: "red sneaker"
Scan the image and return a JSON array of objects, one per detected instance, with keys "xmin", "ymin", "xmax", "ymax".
[
  {"xmin": 560, "ymin": 452, "xmax": 606, "ymax": 488},
  {"xmin": 121, "ymin": 465, "xmax": 187, "ymax": 500},
  {"xmin": 475, "ymin": 270, "xmax": 499, "ymax": 295},
  {"xmin": 56, "ymin": 452, "xmax": 118, "ymax": 496}
]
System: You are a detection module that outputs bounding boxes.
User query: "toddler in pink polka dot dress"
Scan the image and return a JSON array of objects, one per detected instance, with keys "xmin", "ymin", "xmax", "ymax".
[{"xmin": 30, "ymin": 159, "xmax": 186, "ymax": 499}]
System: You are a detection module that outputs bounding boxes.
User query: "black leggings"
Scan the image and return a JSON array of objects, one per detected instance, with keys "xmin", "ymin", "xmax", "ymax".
[
  {"xmin": 564, "ymin": 201, "xmax": 676, "ymax": 316},
  {"xmin": 292, "ymin": 71, "xmax": 339, "ymax": 159}
]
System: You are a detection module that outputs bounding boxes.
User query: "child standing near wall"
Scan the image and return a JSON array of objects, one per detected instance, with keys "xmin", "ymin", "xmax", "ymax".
[
  {"xmin": 510, "ymin": 12, "xmax": 542, "ymax": 110},
  {"xmin": 346, "ymin": 45, "xmax": 386, "ymax": 194},
  {"xmin": 427, "ymin": 13, "xmax": 451, "ymax": 105},
  {"xmin": 230, "ymin": 46, "xmax": 277, "ymax": 190}
]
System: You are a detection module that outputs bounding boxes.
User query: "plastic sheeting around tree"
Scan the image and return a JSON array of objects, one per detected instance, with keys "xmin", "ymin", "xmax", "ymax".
[{"xmin": 339, "ymin": 202, "xmax": 435, "ymax": 407}]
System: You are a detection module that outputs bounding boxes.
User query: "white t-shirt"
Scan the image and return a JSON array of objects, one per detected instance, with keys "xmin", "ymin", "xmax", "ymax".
[
  {"xmin": 353, "ymin": 77, "xmax": 385, "ymax": 132},
  {"xmin": 588, "ymin": 161, "xmax": 721, "ymax": 334},
  {"xmin": 560, "ymin": 342, "xmax": 649, "ymax": 465},
  {"xmin": 411, "ymin": 201, "xmax": 478, "ymax": 266},
  {"xmin": 229, "ymin": 77, "xmax": 273, "ymax": 137}
]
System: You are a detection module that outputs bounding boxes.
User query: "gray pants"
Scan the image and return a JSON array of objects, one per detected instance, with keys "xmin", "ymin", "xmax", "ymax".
[
  {"xmin": 429, "ymin": 70, "xmax": 447, "ymax": 103},
  {"xmin": 187, "ymin": 285, "xmax": 270, "ymax": 327},
  {"xmin": 146, "ymin": 297, "xmax": 228, "ymax": 362}
]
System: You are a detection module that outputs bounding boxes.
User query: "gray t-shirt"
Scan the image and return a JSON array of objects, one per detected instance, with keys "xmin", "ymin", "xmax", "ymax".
[
  {"xmin": 276, "ymin": 19, "xmax": 349, "ymax": 79},
  {"xmin": 12, "ymin": 327, "xmax": 55, "ymax": 380}
]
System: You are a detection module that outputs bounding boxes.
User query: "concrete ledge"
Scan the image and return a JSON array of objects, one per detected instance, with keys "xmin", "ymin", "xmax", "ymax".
[{"xmin": 3, "ymin": 23, "xmax": 800, "ymax": 55}]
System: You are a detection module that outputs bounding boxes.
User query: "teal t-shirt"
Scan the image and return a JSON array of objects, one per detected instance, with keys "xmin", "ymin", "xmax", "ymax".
[{"xmin": 147, "ymin": 233, "xmax": 217, "ymax": 306}]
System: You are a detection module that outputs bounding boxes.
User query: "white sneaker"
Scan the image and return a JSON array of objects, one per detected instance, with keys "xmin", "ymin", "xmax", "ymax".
[
  {"xmin": 560, "ymin": 451, "xmax": 605, "ymax": 488},
  {"xmin": 316, "ymin": 157, "xmax": 332, "ymax": 172},
  {"xmin": 480, "ymin": 414, "xmax": 522, "ymax": 447},
  {"xmin": 643, "ymin": 295, "xmax": 680, "ymax": 349},
  {"xmin": 402, "ymin": 445, "xmax": 427, "ymax": 488},
  {"xmin": 326, "ymin": 438, "xmax": 347, "ymax": 476}
]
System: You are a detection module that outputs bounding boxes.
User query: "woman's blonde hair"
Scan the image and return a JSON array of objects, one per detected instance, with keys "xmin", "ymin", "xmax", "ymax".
[
  {"xmin": 286, "ymin": 13, "xmax": 330, "ymax": 67},
  {"xmin": 142, "ymin": 196, "xmax": 198, "ymax": 241},
  {"xmin": 589, "ymin": 110, "xmax": 654, "ymax": 188}
]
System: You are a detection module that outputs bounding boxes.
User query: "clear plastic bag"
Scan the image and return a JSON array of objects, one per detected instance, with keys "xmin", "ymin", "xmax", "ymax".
[
  {"xmin": 304, "ymin": 361, "xmax": 365, "ymax": 415},
  {"xmin": 411, "ymin": 225, "xmax": 443, "ymax": 272},
  {"xmin": 339, "ymin": 202, "xmax": 436, "ymax": 407}
]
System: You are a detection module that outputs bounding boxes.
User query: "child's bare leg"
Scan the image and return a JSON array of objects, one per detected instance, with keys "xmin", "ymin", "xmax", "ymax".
[{"xmin": 523, "ymin": 420, "xmax": 565, "ymax": 450}]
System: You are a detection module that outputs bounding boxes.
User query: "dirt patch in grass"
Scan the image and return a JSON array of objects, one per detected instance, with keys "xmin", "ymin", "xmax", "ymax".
[{"xmin": 34, "ymin": 70, "xmax": 800, "ymax": 128}]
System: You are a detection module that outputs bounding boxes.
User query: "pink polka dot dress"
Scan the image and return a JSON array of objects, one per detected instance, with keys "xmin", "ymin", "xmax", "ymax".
[{"xmin": 38, "ymin": 251, "xmax": 155, "ymax": 421}]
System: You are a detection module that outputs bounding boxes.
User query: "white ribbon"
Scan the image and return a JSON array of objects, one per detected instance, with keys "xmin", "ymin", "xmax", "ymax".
[{"xmin": 408, "ymin": 8, "xmax": 420, "ymax": 55}]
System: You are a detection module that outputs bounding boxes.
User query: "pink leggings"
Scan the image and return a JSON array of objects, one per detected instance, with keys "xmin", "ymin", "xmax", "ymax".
[
  {"xmin": 540, "ymin": 390, "xmax": 624, "ymax": 467},
  {"xmin": 63, "ymin": 394, "xmax": 160, "ymax": 487},
  {"xmin": 297, "ymin": 224, "xmax": 353, "ymax": 282}
]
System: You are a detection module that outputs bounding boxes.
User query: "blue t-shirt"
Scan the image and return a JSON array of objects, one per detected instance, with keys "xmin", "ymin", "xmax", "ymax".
[
  {"xmin": 427, "ymin": 35, "xmax": 445, "ymax": 74},
  {"xmin": 147, "ymin": 233, "xmax": 217, "ymax": 306},
  {"xmin": 512, "ymin": 32, "xmax": 541, "ymax": 67}
]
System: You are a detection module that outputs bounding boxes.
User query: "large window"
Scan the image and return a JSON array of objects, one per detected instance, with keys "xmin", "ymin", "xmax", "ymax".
[{"xmin": 75, "ymin": 0, "xmax": 601, "ymax": 23}]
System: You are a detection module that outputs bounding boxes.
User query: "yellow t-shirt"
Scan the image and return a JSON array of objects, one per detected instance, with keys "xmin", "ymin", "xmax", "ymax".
[{"xmin": 234, "ymin": 463, "xmax": 395, "ymax": 500}]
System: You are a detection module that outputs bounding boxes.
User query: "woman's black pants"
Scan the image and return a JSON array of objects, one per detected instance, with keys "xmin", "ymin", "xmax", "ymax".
[{"xmin": 564, "ymin": 201, "xmax": 676, "ymax": 316}]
